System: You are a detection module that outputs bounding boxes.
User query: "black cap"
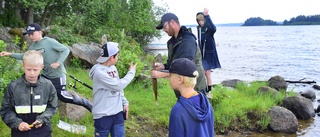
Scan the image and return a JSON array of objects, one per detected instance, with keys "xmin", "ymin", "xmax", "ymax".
[
  {"xmin": 161, "ymin": 58, "xmax": 198, "ymax": 77},
  {"xmin": 156, "ymin": 13, "xmax": 179, "ymax": 30},
  {"xmin": 23, "ymin": 23, "xmax": 42, "ymax": 35}
]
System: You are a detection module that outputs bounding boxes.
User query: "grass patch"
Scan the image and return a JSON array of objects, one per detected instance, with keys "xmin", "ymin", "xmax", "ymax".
[
  {"xmin": 211, "ymin": 81, "xmax": 288, "ymax": 134},
  {"xmin": 0, "ymin": 67, "xmax": 291, "ymax": 136}
]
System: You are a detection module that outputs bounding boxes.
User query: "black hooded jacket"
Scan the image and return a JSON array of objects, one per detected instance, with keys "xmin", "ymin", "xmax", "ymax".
[{"xmin": 165, "ymin": 26, "xmax": 207, "ymax": 91}]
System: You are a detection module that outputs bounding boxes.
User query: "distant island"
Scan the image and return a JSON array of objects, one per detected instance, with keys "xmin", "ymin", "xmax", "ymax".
[{"xmin": 242, "ymin": 14, "xmax": 320, "ymax": 26}]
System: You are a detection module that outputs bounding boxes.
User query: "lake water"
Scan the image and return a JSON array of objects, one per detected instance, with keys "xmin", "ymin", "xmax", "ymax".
[{"xmin": 149, "ymin": 25, "xmax": 320, "ymax": 136}]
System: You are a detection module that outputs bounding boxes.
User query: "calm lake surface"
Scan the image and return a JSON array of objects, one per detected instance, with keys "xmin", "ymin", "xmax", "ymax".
[{"xmin": 149, "ymin": 25, "xmax": 320, "ymax": 137}]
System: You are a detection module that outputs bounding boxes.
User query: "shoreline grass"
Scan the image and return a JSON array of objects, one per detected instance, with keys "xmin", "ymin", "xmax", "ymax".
[{"xmin": 0, "ymin": 67, "xmax": 290, "ymax": 136}]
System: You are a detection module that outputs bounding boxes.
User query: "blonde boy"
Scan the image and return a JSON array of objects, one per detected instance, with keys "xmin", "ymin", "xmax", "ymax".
[
  {"xmin": 161, "ymin": 58, "xmax": 214, "ymax": 137},
  {"xmin": 0, "ymin": 50, "xmax": 58, "ymax": 137}
]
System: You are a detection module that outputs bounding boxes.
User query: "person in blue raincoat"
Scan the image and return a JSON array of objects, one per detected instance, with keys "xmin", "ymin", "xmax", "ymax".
[{"xmin": 196, "ymin": 8, "xmax": 221, "ymax": 98}]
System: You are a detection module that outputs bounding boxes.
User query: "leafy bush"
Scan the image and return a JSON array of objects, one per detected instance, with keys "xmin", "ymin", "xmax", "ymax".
[
  {"xmin": 49, "ymin": 25, "xmax": 86, "ymax": 46},
  {"xmin": 116, "ymin": 38, "xmax": 144, "ymax": 78},
  {"xmin": 0, "ymin": 40, "xmax": 23, "ymax": 93}
]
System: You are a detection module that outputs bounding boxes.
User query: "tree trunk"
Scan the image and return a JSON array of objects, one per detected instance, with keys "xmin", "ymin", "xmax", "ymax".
[
  {"xmin": 0, "ymin": 0, "xmax": 3, "ymax": 14},
  {"xmin": 40, "ymin": 4, "xmax": 50, "ymax": 27},
  {"xmin": 15, "ymin": 9, "xmax": 21, "ymax": 21},
  {"xmin": 26, "ymin": 7, "xmax": 34, "ymax": 25},
  {"xmin": 46, "ymin": 13, "xmax": 53, "ymax": 26}
]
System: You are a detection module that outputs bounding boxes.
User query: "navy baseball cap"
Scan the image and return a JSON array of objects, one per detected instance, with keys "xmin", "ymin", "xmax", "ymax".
[
  {"xmin": 156, "ymin": 13, "xmax": 179, "ymax": 30},
  {"xmin": 96, "ymin": 42, "xmax": 119, "ymax": 63},
  {"xmin": 23, "ymin": 23, "xmax": 42, "ymax": 35},
  {"xmin": 161, "ymin": 58, "xmax": 198, "ymax": 77}
]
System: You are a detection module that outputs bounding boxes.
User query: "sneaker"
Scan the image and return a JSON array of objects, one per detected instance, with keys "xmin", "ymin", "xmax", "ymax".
[{"xmin": 206, "ymin": 91, "xmax": 212, "ymax": 99}]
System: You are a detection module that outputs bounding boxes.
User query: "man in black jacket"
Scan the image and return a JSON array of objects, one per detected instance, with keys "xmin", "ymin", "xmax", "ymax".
[{"xmin": 151, "ymin": 13, "xmax": 207, "ymax": 98}]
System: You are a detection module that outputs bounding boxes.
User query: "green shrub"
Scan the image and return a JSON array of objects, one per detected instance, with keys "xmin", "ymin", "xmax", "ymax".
[{"xmin": 0, "ymin": 40, "xmax": 23, "ymax": 93}]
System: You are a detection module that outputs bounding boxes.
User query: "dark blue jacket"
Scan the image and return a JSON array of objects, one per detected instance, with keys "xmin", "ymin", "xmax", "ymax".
[
  {"xmin": 197, "ymin": 13, "xmax": 221, "ymax": 69},
  {"xmin": 169, "ymin": 93, "xmax": 214, "ymax": 137}
]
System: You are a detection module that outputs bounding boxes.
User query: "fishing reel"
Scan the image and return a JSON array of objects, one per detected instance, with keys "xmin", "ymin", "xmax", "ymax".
[{"xmin": 68, "ymin": 81, "xmax": 77, "ymax": 90}]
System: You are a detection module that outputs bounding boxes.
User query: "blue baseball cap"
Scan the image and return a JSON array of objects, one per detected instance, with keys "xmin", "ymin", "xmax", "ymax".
[
  {"xmin": 161, "ymin": 58, "xmax": 198, "ymax": 77},
  {"xmin": 156, "ymin": 13, "xmax": 179, "ymax": 30},
  {"xmin": 23, "ymin": 23, "xmax": 42, "ymax": 35}
]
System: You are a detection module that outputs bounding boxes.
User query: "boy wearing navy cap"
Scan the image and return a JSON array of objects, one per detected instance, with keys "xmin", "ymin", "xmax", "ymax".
[
  {"xmin": 89, "ymin": 42, "xmax": 137, "ymax": 137},
  {"xmin": 162, "ymin": 58, "xmax": 214, "ymax": 137}
]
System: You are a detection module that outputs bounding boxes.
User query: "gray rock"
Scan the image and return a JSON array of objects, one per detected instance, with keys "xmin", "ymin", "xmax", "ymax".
[
  {"xmin": 268, "ymin": 75, "xmax": 288, "ymax": 91},
  {"xmin": 256, "ymin": 86, "xmax": 278, "ymax": 95},
  {"xmin": 283, "ymin": 96, "xmax": 315, "ymax": 120},
  {"xmin": 221, "ymin": 79, "xmax": 243, "ymax": 88},
  {"xmin": 300, "ymin": 90, "xmax": 316, "ymax": 101},
  {"xmin": 313, "ymin": 84, "xmax": 320, "ymax": 90},
  {"xmin": 268, "ymin": 106, "xmax": 298, "ymax": 133},
  {"xmin": 58, "ymin": 90, "xmax": 91, "ymax": 121},
  {"xmin": 71, "ymin": 42, "xmax": 101, "ymax": 65}
]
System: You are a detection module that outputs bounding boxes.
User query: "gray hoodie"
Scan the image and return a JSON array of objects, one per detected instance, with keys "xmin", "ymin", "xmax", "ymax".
[{"xmin": 89, "ymin": 64, "xmax": 135, "ymax": 119}]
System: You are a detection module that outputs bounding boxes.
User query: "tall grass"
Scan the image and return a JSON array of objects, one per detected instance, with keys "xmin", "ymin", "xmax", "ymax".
[{"xmin": 0, "ymin": 67, "xmax": 289, "ymax": 136}]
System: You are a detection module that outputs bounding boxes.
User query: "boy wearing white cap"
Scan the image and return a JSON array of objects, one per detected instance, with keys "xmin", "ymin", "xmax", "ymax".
[{"xmin": 89, "ymin": 42, "xmax": 137, "ymax": 137}]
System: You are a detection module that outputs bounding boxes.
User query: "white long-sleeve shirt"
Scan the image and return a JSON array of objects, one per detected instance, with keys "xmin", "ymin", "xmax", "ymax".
[{"xmin": 89, "ymin": 64, "xmax": 135, "ymax": 119}]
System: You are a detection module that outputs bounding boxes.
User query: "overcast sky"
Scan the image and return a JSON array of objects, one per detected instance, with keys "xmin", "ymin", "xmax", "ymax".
[{"xmin": 154, "ymin": 0, "xmax": 320, "ymax": 25}]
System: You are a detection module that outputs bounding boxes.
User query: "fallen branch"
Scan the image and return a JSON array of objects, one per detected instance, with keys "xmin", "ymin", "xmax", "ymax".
[{"xmin": 285, "ymin": 80, "xmax": 316, "ymax": 84}]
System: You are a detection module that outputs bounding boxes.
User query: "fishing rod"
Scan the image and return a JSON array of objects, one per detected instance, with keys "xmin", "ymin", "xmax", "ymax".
[
  {"xmin": 44, "ymin": 62, "xmax": 93, "ymax": 90},
  {"xmin": 59, "ymin": 69, "xmax": 93, "ymax": 90}
]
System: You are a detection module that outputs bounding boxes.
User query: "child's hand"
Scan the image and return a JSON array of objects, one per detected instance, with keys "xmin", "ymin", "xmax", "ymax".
[
  {"xmin": 18, "ymin": 122, "xmax": 31, "ymax": 131},
  {"xmin": 0, "ymin": 51, "xmax": 12, "ymax": 57},
  {"xmin": 30, "ymin": 120, "xmax": 42, "ymax": 128},
  {"xmin": 129, "ymin": 62, "xmax": 137, "ymax": 71}
]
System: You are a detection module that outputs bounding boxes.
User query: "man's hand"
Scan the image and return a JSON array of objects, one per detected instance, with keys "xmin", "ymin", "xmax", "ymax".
[
  {"xmin": 154, "ymin": 62, "xmax": 165, "ymax": 70},
  {"xmin": 151, "ymin": 70, "xmax": 169, "ymax": 78}
]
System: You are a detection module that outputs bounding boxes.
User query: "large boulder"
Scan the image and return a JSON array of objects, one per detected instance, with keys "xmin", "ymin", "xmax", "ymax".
[
  {"xmin": 268, "ymin": 106, "xmax": 298, "ymax": 133},
  {"xmin": 268, "ymin": 75, "xmax": 288, "ymax": 91},
  {"xmin": 71, "ymin": 42, "xmax": 101, "ymax": 65},
  {"xmin": 283, "ymin": 96, "xmax": 315, "ymax": 120}
]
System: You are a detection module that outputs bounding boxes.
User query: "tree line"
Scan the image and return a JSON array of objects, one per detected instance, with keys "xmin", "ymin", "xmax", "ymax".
[
  {"xmin": 0, "ymin": 0, "xmax": 168, "ymax": 48},
  {"xmin": 243, "ymin": 14, "xmax": 320, "ymax": 26}
]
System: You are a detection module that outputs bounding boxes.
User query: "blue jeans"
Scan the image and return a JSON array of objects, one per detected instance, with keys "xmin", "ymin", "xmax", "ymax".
[{"xmin": 94, "ymin": 112, "xmax": 125, "ymax": 137}]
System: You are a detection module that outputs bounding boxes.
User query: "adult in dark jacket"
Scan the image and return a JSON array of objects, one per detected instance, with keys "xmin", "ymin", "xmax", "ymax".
[
  {"xmin": 151, "ymin": 13, "xmax": 207, "ymax": 98},
  {"xmin": 196, "ymin": 8, "xmax": 221, "ymax": 97}
]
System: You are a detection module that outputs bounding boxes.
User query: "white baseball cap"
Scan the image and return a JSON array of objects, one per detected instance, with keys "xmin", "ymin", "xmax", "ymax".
[{"xmin": 96, "ymin": 42, "xmax": 119, "ymax": 63}]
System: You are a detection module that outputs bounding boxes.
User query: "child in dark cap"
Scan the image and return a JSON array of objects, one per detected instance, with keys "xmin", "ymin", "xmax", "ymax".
[{"xmin": 161, "ymin": 58, "xmax": 214, "ymax": 137}]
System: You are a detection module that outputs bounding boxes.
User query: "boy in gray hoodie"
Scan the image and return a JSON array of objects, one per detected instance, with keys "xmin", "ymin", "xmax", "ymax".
[{"xmin": 89, "ymin": 42, "xmax": 137, "ymax": 137}]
